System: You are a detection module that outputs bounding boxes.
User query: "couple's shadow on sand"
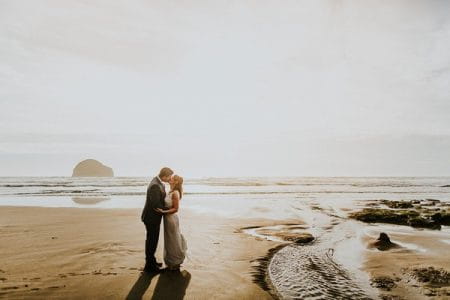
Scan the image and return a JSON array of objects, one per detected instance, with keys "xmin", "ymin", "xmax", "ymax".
[{"xmin": 126, "ymin": 270, "xmax": 191, "ymax": 300}]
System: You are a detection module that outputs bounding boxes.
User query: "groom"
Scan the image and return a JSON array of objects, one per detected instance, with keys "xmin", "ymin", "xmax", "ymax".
[{"xmin": 141, "ymin": 167, "xmax": 174, "ymax": 272}]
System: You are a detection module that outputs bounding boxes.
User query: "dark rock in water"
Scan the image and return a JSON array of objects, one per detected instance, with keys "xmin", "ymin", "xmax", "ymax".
[
  {"xmin": 293, "ymin": 233, "xmax": 315, "ymax": 244},
  {"xmin": 429, "ymin": 212, "xmax": 450, "ymax": 225},
  {"xmin": 425, "ymin": 199, "xmax": 441, "ymax": 203},
  {"xmin": 350, "ymin": 207, "xmax": 448, "ymax": 230},
  {"xmin": 431, "ymin": 213, "xmax": 442, "ymax": 222},
  {"xmin": 408, "ymin": 217, "xmax": 441, "ymax": 230},
  {"xmin": 422, "ymin": 199, "xmax": 440, "ymax": 206},
  {"xmin": 378, "ymin": 232, "xmax": 390, "ymax": 242},
  {"xmin": 72, "ymin": 159, "xmax": 114, "ymax": 177},
  {"xmin": 370, "ymin": 232, "xmax": 399, "ymax": 251},
  {"xmin": 441, "ymin": 185, "xmax": 450, "ymax": 188},
  {"xmin": 440, "ymin": 213, "xmax": 450, "ymax": 226},
  {"xmin": 349, "ymin": 208, "xmax": 418, "ymax": 226},
  {"xmin": 381, "ymin": 200, "xmax": 413, "ymax": 209},
  {"xmin": 370, "ymin": 276, "xmax": 397, "ymax": 291}
]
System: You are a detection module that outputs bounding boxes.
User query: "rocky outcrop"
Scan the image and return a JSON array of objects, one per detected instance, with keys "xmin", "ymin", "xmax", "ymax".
[
  {"xmin": 349, "ymin": 199, "xmax": 450, "ymax": 230},
  {"xmin": 380, "ymin": 200, "xmax": 413, "ymax": 209},
  {"xmin": 369, "ymin": 232, "xmax": 399, "ymax": 251},
  {"xmin": 72, "ymin": 159, "xmax": 114, "ymax": 177}
]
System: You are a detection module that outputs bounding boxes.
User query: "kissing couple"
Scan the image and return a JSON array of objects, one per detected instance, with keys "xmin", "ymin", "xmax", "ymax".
[{"xmin": 141, "ymin": 167, "xmax": 187, "ymax": 273}]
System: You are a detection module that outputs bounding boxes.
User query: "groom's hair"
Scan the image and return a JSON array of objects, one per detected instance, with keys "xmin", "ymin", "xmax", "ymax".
[{"xmin": 159, "ymin": 167, "xmax": 174, "ymax": 178}]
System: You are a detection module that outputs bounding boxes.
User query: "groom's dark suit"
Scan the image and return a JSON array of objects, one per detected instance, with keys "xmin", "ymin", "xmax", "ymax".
[{"xmin": 141, "ymin": 176, "xmax": 166, "ymax": 269}]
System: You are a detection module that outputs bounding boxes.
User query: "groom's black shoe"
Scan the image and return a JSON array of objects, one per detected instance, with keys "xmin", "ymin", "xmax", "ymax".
[
  {"xmin": 143, "ymin": 268, "xmax": 162, "ymax": 274},
  {"xmin": 143, "ymin": 265, "xmax": 161, "ymax": 273}
]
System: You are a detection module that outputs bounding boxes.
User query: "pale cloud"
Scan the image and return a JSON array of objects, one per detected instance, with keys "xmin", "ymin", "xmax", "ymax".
[{"xmin": 0, "ymin": 0, "xmax": 449, "ymax": 176}]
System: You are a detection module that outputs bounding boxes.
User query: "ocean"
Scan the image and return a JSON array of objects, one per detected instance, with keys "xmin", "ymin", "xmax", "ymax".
[{"xmin": 0, "ymin": 176, "xmax": 449, "ymax": 211}]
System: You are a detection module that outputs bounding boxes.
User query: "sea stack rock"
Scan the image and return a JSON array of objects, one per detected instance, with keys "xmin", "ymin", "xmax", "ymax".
[
  {"xmin": 72, "ymin": 159, "xmax": 114, "ymax": 177},
  {"xmin": 369, "ymin": 232, "xmax": 399, "ymax": 251}
]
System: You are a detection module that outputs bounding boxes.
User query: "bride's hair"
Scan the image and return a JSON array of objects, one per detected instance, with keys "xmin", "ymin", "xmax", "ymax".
[{"xmin": 171, "ymin": 175, "xmax": 183, "ymax": 199}]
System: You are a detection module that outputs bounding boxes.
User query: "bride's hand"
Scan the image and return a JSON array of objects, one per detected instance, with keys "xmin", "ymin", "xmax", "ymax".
[{"xmin": 154, "ymin": 208, "xmax": 164, "ymax": 214}]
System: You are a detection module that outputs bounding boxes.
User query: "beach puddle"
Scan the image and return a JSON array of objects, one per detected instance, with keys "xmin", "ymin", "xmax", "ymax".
[
  {"xmin": 242, "ymin": 224, "xmax": 311, "ymax": 243},
  {"xmin": 266, "ymin": 219, "xmax": 377, "ymax": 300},
  {"xmin": 269, "ymin": 243, "xmax": 372, "ymax": 299},
  {"xmin": 244, "ymin": 216, "xmax": 378, "ymax": 299}
]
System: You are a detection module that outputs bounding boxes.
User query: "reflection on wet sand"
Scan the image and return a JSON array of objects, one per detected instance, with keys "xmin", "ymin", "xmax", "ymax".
[{"xmin": 72, "ymin": 197, "xmax": 110, "ymax": 205}]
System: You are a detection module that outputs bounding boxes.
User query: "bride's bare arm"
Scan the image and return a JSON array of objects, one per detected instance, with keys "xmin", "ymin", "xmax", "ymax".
[{"xmin": 155, "ymin": 191, "xmax": 180, "ymax": 214}]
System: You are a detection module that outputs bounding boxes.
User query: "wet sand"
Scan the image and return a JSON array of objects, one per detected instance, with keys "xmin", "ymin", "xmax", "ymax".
[
  {"xmin": 1, "ymin": 204, "xmax": 449, "ymax": 300},
  {"xmin": 0, "ymin": 206, "xmax": 288, "ymax": 299},
  {"xmin": 362, "ymin": 225, "xmax": 450, "ymax": 299}
]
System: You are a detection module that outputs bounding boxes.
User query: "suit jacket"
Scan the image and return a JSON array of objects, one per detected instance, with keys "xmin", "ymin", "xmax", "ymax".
[{"xmin": 141, "ymin": 177, "xmax": 166, "ymax": 224}]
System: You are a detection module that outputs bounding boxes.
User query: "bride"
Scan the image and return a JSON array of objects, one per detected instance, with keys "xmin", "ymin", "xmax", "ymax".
[{"xmin": 155, "ymin": 175, "xmax": 187, "ymax": 271}]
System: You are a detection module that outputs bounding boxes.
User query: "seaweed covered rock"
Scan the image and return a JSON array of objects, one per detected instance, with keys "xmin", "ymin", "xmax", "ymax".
[
  {"xmin": 349, "ymin": 209, "xmax": 418, "ymax": 226},
  {"xmin": 370, "ymin": 276, "xmax": 397, "ymax": 291},
  {"xmin": 381, "ymin": 200, "xmax": 413, "ymax": 209},
  {"xmin": 421, "ymin": 199, "xmax": 441, "ymax": 206},
  {"xmin": 411, "ymin": 267, "xmax": 450, "ymax": 286},
  {"xmin": 349, "ymin": 208, "xmax": 445, "ymax": 230},
  {"xmin": 350, "ymin": 197, "xmax": 450, "ymax": 230},
  {"xmin": 408, "ymin": 217, "xmax": 441, "ymax": 230},
  {"xmin": 431, "ymin": 212, "xmax": 450, "ymax": 226}
]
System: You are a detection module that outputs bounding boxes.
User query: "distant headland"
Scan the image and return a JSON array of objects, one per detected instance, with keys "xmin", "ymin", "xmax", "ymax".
[{"xmin": 72, "ymin": 159, "xmax": 114, "ymax": 177}]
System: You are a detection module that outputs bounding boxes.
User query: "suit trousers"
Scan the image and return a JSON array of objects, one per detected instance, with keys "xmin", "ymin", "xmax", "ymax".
[{"xmin": 145, "ymin": 221, "xmax": 161, "ymax": 267}]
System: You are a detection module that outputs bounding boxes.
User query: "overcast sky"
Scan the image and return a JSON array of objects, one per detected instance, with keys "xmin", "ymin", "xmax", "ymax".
[{"xmin": 0, "ymin": 0, "xmax": 449, "ymax": 177}]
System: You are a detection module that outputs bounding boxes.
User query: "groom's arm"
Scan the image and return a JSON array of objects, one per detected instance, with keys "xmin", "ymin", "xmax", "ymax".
[
  {"xmin": 141, "ymin": 186, "xmax": 149, "ymax": 222},
  {"xmin": 149, "ymin": 185, "xmax": 164, "ymax": 210},
  {"xmin": 141, "ymin": 184, "xmax": 162, "ymax": 221},
  {"xmin": 141, "ymin": 184, "xmax": 152, "ymax": 221}
]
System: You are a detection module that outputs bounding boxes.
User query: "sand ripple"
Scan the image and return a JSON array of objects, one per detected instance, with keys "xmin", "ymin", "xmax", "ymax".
[{"xmin": 269, "ymin": 242, "xmax": 371, "ymax": 299}]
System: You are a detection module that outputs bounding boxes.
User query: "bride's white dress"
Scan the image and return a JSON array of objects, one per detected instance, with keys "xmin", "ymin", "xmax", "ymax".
[{"xmin": 163, "ymin": 191, "xmax": 187, "ymax": 267}]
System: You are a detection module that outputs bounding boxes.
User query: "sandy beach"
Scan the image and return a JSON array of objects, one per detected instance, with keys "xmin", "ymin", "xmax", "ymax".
[
  {"xmin": 1, "ymin": 177, "xmax": 450, "ymax": 300},
  {"xmin": 0, "ymin": 205, "xmax": 288, "ymax": 299},
  {"xmin": 2, "ymin": 206, "xmax": 450, "ymax": 300}
]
